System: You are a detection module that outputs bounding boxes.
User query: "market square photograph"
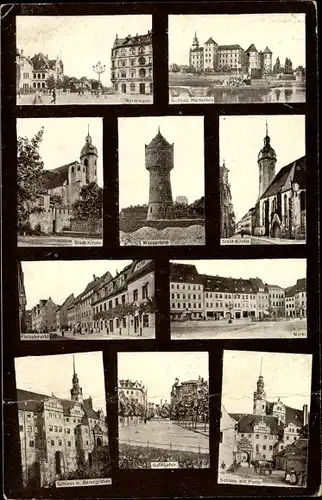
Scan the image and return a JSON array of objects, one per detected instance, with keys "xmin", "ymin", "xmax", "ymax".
[
  {"xmin": 118, "ymin": 351, "xmax": 209, "ymax": 469},
  {"xmin": 17, "ymin": 117, "xmax": 103, "ymax": 247},
  {"xmin": 220, "ymin": 115, "xmax": 306, "ymax": 245},
  {"xmin": 219, "ymin": 350, "xmax": 312, "ymax": 487},
  {"xmin": 16, "ymin": 15, "xmax": 153, "ymax": 105},
  {"xmin": 18, "ymin": 260, "xmax": 155, "ymax": 340},
  {"xmin": 170, "ymin": 259, "xmax": 307, "ymax": 339},
  {"xmin": 169, "ymin": 14, "xmax": 305, "ymax": 104},
  {"xmin": 118, "ymin": 116, "xmax": 205, "ymax": 246}
]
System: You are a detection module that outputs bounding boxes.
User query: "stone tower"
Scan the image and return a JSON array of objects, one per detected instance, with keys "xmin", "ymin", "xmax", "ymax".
[
  {"xmin": 71, "ymin": 355, "xmax": 83, "ymax": 403},
  {"xmin": 145, "ymin": 127, "xmax": 174, "ymax": 221},
  {"xmin": 253, "ymin": 360, "xmax": 267, "ymax": 416},
  {"xmin": 257, "ymin": 120, "xmax": 277, "ymax": 199},
  {"xmin": 80, "ymin": 125, "xmax": 98, "ymax": 185}
]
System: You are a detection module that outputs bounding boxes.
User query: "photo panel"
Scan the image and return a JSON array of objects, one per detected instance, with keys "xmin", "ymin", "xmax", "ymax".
[
  {"xmin": 219, "ymin": 114, "xmax": 306, "ymax": 246},
  {"xmin": 218, "ymin": 350, "xmax": 312, "ymax": 488},
  {"xmin": 117, "ymin": 351, "xmax": 209, "ymax": 469},
  {"xmin": 14, "ymin": 351, "xmax": 112, "ymax": 490},
  {"xmin": 16, "ymin": 15, "xmax": 153, "ymax": 105},
  {"xmin": 170, "ymin": 259, "xmax": 307, "ymax": 340},
  {"xmin": 168, "ymin": 14, "xmax": 306, "ymax": 104},
  {"xmin": 18, "ymin": 260, "xmax": 155, "ymax": 340},
  {"xmin": 17, "ymin": 117, "xmax": 103, "ymax": 247},
  {"xmin": 118, "ymin": 116, "xmax": 205, "ymax": 247}
]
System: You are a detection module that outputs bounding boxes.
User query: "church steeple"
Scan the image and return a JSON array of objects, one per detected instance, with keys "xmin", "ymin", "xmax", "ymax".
[
  {"xmin": 253, "ymin": 358, "xmax": 267, "ymax": 416},
  {"xmin": 71, "ymin": 355, "xmax": 83, "ymax": 403},
  {"xmin": 257, "ymin": 119, "xmax": 277, "ymax": 199},
  {"xmin": 192, "ymin": 31, "xmax": 199, "ymax": 48},
  {"xmin": 80, "ymin": 125, "xmax": 98, "ymax": 184}
]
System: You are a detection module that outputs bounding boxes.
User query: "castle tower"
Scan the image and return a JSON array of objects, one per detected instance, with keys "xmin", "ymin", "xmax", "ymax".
[
  {"xmin": 80, "ymin": 125, "xmax": 98, "ymax": 185},
  {"xmin": 71, "ymin": 355, "xmax": 83, "ymax": 403},
  {"xmin": 192, "ymin": 31, "xmax": 199, "ymax": 49},
  {"xmin": 257, "ymin": 120, "xmax": 277, "ymax": 199},
  {"xmin": 145, "ymin": 127, "xmax": 174, "ymax": 221},
  {"xmin": 253, "ymin": 359, "xmax": 267, "ymax": 416}
]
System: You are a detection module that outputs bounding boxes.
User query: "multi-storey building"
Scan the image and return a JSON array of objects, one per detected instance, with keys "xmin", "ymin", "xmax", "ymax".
[
  {"xmin": 285, "ymin": 278, "xmax": 307, "ymax": 318},
  {"xmin": 266, "ymin": 284, "xmax": 285, "ymax": 317},
  {"xmin": 31, "ymin": 298, "xmax": 58, "ymax": 333},
  {"xmin": 170, "ymin": 263, "xmax": 204, "ymax": 320},
  {"xmin": 55, "ymin": 294, "xmax": 75, "ymax": 331},
  {"xmin": 170, "ymin": 376, "xmax": 208, "ymax": 405},
  {"xmin": 17, "ymin": 358, "xmax": 108, "ymax": 487},
  {"xmin": 18, "ymin": 262, "xmax": 27, "ymax": 332},
  {"xmin": 16, "ymin": 48, "xmax": 33, "ymax": 93},
  {"xmin": 249, "ymin": 278, "xmax": 270, "ymax": 319},
  {"xmin": 111, "ymin": 31, "xmax": 153, "ymax": 95},
  {"xmin": 220, "ymin": 163, "xmax": 235, "ymax": 238},
  {"xmin": 30, "ymin": 52, "xmax": 64, "ymax": 90},
  {"xmin": 118, "ymin": 379, "xmax": 147, "ymax": 407}
]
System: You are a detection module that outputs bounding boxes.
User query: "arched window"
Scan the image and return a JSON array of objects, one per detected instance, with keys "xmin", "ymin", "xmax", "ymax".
[
  {"xmin": 84, "ymin": 158, "xmax": 88, "ymax": 167},
  {"xmin": 111, "ymin": 72, "xmax": 115, "ymax": 79},
  {"xmin": 121, "ymin": 83, "xmax": 126, "ymax": 93},
  {"xmin": 77, "ymin": 165, "xmax": 81, "ymax": 171},
  {"xmin": 130, "ymin": 83, "xmax": 135, "ymax": 92},
  {"xmin": 149, "ymin": 82, "xmax": 153, "ymax": 93},
  {"xmin": 139, "ymin": 68, "xmax": 146, "ymax": 78},
  {"xmin": 138, "ymin": 56, "xmax": 146, "ymax": 66},
  {"xmin": 139, "ymin": 46, "xmax": 145, "ymax": 54},
  {"xmin": 121, "ymin": 71, "xmax": 126, "ymax": 78},
  {"xmin": 71, "ymin": 166, "xmax": 74, "ymax": 173},
  {"xmin": 96, "ymin": 437, "xmax": 102, "ymax": 446}
]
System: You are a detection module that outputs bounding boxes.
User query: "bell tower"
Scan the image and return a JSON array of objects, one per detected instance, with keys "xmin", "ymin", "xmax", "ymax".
[
  {"xmin": 253, "ymin": 358, "xmax": 266, "ymax": 416},
  {"xmin": 80, "ymin": 125, "xmax": 98, "ymax": 185},
  {"xmin": 71, "ymin": 355, "xmax": 83, "ymax": 403},
  {"xmin": 257, "ymin": 120, "xmax": 277, "ymax": 199}
]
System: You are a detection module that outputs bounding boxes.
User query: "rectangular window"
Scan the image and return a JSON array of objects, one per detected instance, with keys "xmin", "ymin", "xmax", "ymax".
[
  {"xmin": 122, "ymin": 317, "xmax": 126, "ymax": 328},
  {"xmin": 19, "ymin": 425, "xmax": 23, "ymax": 432},
  {"xmin": 133, "ymin": 289, "xmax": 138, "ymax": 302},
  {"xmin": 29, "ymin": 440, "xmax": 35, "ymax": 447},
  {"xmin": 142, "ymin": 284, "xmax": 148, "ymax": 299}
]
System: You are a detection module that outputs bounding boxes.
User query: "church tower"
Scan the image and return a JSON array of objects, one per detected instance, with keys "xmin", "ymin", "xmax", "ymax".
[
  {"xmin": 253, "ymin": 359, "xmax": 267, "ymax": 416},
  {"xmin": 145, "ymin": 127, "xmax": 174, "ymax": 221},
  {"xmin": 192, "ymin": 31, "xmax": 199, "ymax": 49},
  {"xmin": 71, "ymin": 356, "xmax": 83, "ymax": 403},
  {"xmin": 80, "ymin": 126, "xmax": 98, "ymax": 185},
  {"xmin": 257, "ymin": 120, "xmax": 277, "ymax": 199}
]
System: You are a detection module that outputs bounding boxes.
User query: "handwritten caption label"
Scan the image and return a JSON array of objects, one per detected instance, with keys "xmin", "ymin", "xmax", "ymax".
[
  {"xmin": 141, "ymin": 240, "xmax": 171, "ymax": 246},
  {"xmin": 56, "ymin": 478, "xmax": 112, "ymax": 488},
  {"xmin": 151, "ymin": 461, "xmax": 179, "ymax": 469},
  {"xmin": 221, "ymin": 238, "xmax": 251, "ymax": 245},
  {"xmin": 21, "ymin": 333, "xmax": 51, "ymax": 340}
]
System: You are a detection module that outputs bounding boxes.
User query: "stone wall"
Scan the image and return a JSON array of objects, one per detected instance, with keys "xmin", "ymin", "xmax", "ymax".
[
  {"xmin": 120, "ymin": 218, "xmax": 205, "ymax": 233},
  {"xmin": 29, "ymin": 208, "xmax": 72, "ymax": 234}
]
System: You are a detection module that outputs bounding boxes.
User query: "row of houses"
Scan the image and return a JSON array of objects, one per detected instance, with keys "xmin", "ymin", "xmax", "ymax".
[
  {"xmin": 28, "ymin": 260, "xmax": 155, "ymax": 336},
  {"xmin": 170, "ymin": 263, "xmax": 306, "ymax": 321}
]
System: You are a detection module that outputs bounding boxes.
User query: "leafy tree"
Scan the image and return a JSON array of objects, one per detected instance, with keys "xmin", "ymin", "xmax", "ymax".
[
  {"xmin": 17, "ymin": 127, "xmax": 44, "ymax": 230},
  {"xmin": 46, "ymin": 75, "xmax": 56, "ymax": 90},
  {"xmin": 170, "ymin": 63, "xmax": 181, "ymax": 72},
  {"xmin": 72, "ymin": 182, "xmax": 103, "ymax": 221},
  {"xmin": 50, "ymin": 194, "xmax": 63, "ymax": 207},
  {"xmin": 186, "ymin": 65, "xmax": 197, "ymax": 74},
  {"xmin": 284, "ymin": 57, "xmax": 293, "ymax": 74},
  {"xmin": 273, "ymin": 57, "xmax": 281, "ymax": 74}
]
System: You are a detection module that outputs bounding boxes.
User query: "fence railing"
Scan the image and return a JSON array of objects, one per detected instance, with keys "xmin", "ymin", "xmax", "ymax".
[{"xmin": 119, "ymin": 437, "xmax": 209, "ymax": 454}]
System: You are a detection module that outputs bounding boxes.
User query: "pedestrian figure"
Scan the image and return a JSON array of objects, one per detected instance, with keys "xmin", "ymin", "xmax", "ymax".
[
  {"xmin": 240, "ymin": 229, "xmax": 244, "ymax": 238},
  {"xmin": 51, "ymin": 87, "xmax": 56, "ymax": 104},
  {"xmin": 221, "ymin": 460, "xmax": 226, "ymax": 470},
  {"xmin": 144, "ymin": 417, "xmax": 147, "ymax": 425}
]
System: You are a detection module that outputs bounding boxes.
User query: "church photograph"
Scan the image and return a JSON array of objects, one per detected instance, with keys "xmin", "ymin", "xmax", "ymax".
[
  {"xmin": 219, "ymin": 115, "xmax": 306, "ymax": 245},
  {"xmin": 118, "ymin": 116, "xmax": 205, "ymax": 246},
  {"xmin": 14, "ymin": 351, "xmax": 111, "ymax": 489},
  {"xmin": 218, "ymin": 350, "xmax": 312, "ymax": 487},
  {"xmin": 17, "ymin": 117, "xmax": 103, "ymax": 247}
]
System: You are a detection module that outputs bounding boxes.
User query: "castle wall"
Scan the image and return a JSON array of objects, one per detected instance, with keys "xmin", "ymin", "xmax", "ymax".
[{"xmin": 29, "ymin": 209, "xmax": 72, "ymax": 234}]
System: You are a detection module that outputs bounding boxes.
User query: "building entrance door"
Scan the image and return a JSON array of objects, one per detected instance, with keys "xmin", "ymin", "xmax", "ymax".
[
  {"xmin": 52, "ymin": 220, "xmax": 56, "ymax": 233},
  {"xmin": 139, "ymin": 83, "xmax": 145, "ymax": 94}
]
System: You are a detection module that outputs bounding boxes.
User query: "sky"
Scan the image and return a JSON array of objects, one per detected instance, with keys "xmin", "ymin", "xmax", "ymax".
[
  {"xmin": 15, "ymin": 351, "xmax": 107, "ymax": 411},
  {"xmin": 220, "ymin": 115, "xmax": 306, "ymax": 222},
  {"xmin": 118, "ymin": 116, "xmax": 204, "ymax": 209},
  {"xmin": 169, "ymin": 14, "xmax": 306, "ymax": 68},
  {"xmin": 17, "ymin": 117, "xmax": 103, "ymax": 186},
  {"xmin": 222, "ymin": 350, "xmax": 312, "ymax": 414},
  {"xmin": 17, "ymin": 15, "xmax": 152, "ymax": 86},
  {"xmin": 118, "ymin": 352, "xmax": 208, "ymax": 404},
  {"xmin": 172, "ymin": 259, "xmax": 306, "ymax": 289},
  {"xmin": 22, "ymin": 260, "xmax": 132, "ymax": 309}
]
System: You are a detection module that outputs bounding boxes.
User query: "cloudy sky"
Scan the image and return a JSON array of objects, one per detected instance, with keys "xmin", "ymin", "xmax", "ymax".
[
  {"xmin": 172, "ymin": 259, "xmax": 306, "ymax": 289},
  {"xmin": 118, "ymin": 116, "xmax": 204, "ymax": 209},
  {"xmin": 222, "ymin": 350, "xmax": 312, "ymax": 414},
  {"xmin": 17, "ymin": 15, "xmax": 152, "ymax": 86},
  {"xmin": 22, "ymin": 260, "xmax": 132, "ymax": 309},
  {"xmin": 169, "ymin": 14, "xmax": 306, "ymax": 68},
  {"xmin": 15, "ymin": 351, "xmax": 107, "ymax": 411},
  {"xmin": 220, "ymin": 115, "xmax": 305, "ymax": 222},
  {"xmin": 118, "ymin": 352, "xmax": 208, "ymax": 404},
  {"xmin": 17, "ymin": 117, "xmax": 103, "ymax": 186}
]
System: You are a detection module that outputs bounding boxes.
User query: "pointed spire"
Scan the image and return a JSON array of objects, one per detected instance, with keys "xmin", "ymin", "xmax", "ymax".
[
  {"xmin": 260, "ymin": 356, "xmax": 263, "ymax": 376},
  {"xmin": 266, "ymin": 119, "xmax": 268, "ymax": 137},
  {"xmin": 73, "ymin": 355, "xmax": 76, "ymax": 376},
  {"xmin": 158, "ymin": 125, "xmax": 160, "ymax": 134}
]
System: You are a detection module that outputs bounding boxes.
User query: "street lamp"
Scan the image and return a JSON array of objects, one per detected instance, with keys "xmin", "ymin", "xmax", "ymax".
[{"xmin": 92, "ymin": 61, "xmax": 106, "ymax": 96}]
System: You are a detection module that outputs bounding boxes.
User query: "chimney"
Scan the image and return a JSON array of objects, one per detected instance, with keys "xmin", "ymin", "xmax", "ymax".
[
  {"xmin": 303, "ymin": 404, "xmax": 308, "ymax": 426},
  {"xmin": 93, "ymin": 274, "xmax": 96, "ymax": 281}
]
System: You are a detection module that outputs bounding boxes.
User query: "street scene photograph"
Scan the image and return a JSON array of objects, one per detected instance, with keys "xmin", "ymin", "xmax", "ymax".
[
  {"xmin": 118, "ymin": 351, "xmax": 209, "ymax": 469},
  {"xmin": 118, "ymin": 116, "xmax": 205, "ymax": 246},
  {"xmin": 168, "ymin": 14, "xmax": 305, "ymax": 104},
  {"xmin": 18, "ymin": 259, "xmax": 155, "ymax": 340},
  {"xmin": 219, "ymin": 115, "xmax": 306, "ymax": 245},
  {"xmin": 17, "ymin": 117, "xmax": 103, "ymax": 247},
  {"xmin": 170, "ymin": 259, "xmax": 307, "ymax": 339},
  {"xmin": 219, "ymin": 350, "xmax": 312, "ymax": 487},
  {"xmin": 16, "ymin": 15, "xmax": 153, "ymax": 105},
  {"xmin": 14, "ymin": 351, "xmax": 111, "ymax": 489}
]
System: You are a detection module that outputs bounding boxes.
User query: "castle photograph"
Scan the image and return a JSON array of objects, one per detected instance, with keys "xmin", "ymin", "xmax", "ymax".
[
  {"xmin": 170, "ymin": 259, "xmax": 307, "ymax": 339},
  {"xmin": 169, "ymin": 14, "xmax": 306, "ymax": 104},
  {"xmin": 14, "ymin": 351, "xmax": 111, "ymax": 489},
  {"xmin": 18, "ymin": 259, "xmax": 156, "ymax": 340},
  {"xmin": 16, "ymin": 15, "xmax": 153, "ymax": 105},
  {"xmin": 118, "ymin": 351, "xmax": 209, "ymax": 469},
  {"xmin": 118, "ymin": 116, "xmax": 205, "ymax": 246},
  {"xmin": 219, "ymin": 115, "xmax": 306, "ymax": 245},
  {"xmin": 218, "ymin": 350, "xmax": 312, "ymax": 487},
  {"xmin": 17, "ymin": 117, "xmax": 103, "ymax": 247}
]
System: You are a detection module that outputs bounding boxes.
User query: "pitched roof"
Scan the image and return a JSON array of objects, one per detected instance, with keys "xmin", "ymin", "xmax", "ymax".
[
  {"xmin": 205, "ymin": 37, "xmax": 217, "ymax": 45},
  {"xmin": 285, "ymin": 285, "xmax": 296, "ymax": 298},
  {"xmin": 40, "ymin": 162, "xmax": 79, "ymax": 191},
  {"xmin": 260, "ymin": 156, "xmax": 306, "ymax": 200},
  {"xmin": 246, "ymin": 44, "xmax": 258, "ymax": 53},
  {"xmin": 219, "ymin": 44, "xmax": 243, "ymax": 51},
  {"xmin": 114, "ymin": 31, "xmax": 152, "ymax": 48},
  {"xmin": 202, "ymin": 274, "xmax": 232, "ymax": 293},
  {"xmin": 190, "ymin": 47, "xmax": 203, "ymax": 53},
  {"xmin": 249, "ymin": 278, "xmax": 266, "ymax": 292},
  {"xmin": 295, "ymin": 278, "xmax": 306, "ymax": 293},
  {"xmin": 230, "ymin": 413, "xmax": 285, "ymax": 434},
  {"xmin": 263, "ymin": 46, "xmax": 272, "ymax": 54},
  {"xmin": 170, "ymin": 262, "xmax": 203, "ymax": 284},
  {"xmin": 285, "ymin": 404, "xmax": 304, "ymax": 426},
  {"xmin": 146, "ymin": 130, "xmax": 173, "ymax": 149}
]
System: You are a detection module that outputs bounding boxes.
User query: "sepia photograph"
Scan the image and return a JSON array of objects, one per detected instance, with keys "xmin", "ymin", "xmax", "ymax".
[
  {"xmin": 219, "ymin": 350, "xmax": 312, "ymax": 487},
  {"xmin": 118, "ymin": 116, "xmax": 205, "ymax": 246},
  {"xmin": 170, "ymin": 259, "xmax": 307, "ymax": 339},
  {"xmin": 169, "ymin": 14, "xmax": 306, "ymax": 104},
  {"xmin": 118, "ymin": 352, "xmax": 209, "ymax": 469},
  {"xmin": 18, "ymin": 260, "xmax": 155, "ymax": 340},
  {"xmin": 14, "ymin": 351, "xmax": 111, "ymax": 489},
  {"xmin": 17, "ymin": 117, "xmax": 103, "ymax": 247},
  {"xmin": 220, "ymin": 115, "xmax": 306, "ymax": 245},
  {"xmin": 16, "ymin": 15, "xmax": 153, "ymax": 105}
]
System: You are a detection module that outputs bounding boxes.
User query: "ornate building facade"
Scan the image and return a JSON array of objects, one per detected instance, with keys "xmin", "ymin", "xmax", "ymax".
[
  {"xmin": 111, "ymin": 31, "xmax": 153, "ymax": 95},
  {"xmin": 220, "ymin": 162, "xmax": 235, "ymax": 238},
  {"xmin": 16, "ymin": 50, "xmax": 64, "ymax": 93},
  {"xmin": 17, "ymin": 358, "xmax": 108, "ymax": 488},
  {"xmin": 31, "ymin": 297, "xmax": 58, "ymax": 332}
]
